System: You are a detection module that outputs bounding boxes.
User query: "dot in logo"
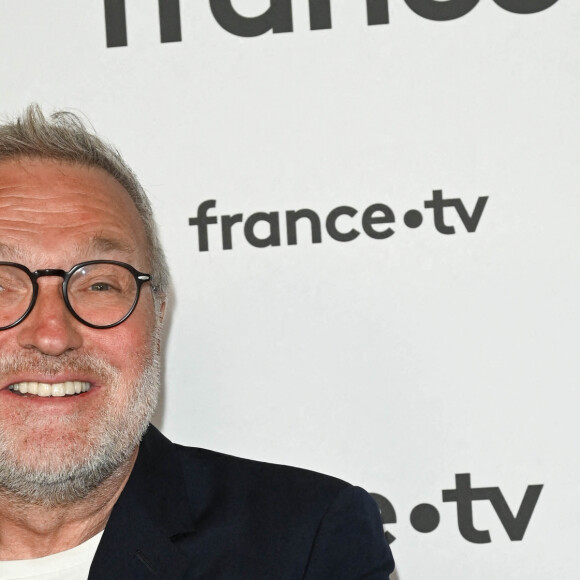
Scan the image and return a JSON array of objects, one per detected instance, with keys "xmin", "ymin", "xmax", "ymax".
[
  {"xmin": 404, "ymin": 209, "xmax": 423, "ymax": 228},
  {"xmin": 410, "ymin": 503, "xmax": 440, "ymax": 533}
]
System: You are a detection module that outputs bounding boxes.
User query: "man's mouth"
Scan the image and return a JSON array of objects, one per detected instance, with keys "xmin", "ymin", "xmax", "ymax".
[{"xmin": 8, "ymin": 381, "xmax": 91, "ymax": 397}]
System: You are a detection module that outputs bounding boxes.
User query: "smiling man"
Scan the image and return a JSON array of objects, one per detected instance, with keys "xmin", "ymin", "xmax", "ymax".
[{"xmin": 0, "ymin": 106, "xmax": 394, "ymax": 579}]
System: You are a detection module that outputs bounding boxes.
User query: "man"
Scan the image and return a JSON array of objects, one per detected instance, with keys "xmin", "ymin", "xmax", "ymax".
[{"xmin": 0, "ymin": 105, "xmax": 394, "ymax": 579}]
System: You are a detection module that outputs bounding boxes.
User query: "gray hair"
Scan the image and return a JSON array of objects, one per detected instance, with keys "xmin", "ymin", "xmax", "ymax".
[{"xmin": 0, "ymin": 104, "xmax": 169, "ymax": 307}]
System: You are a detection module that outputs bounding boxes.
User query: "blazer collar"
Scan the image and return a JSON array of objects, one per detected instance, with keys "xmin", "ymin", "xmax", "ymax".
[{"xmin": 89, "ymin": 425, "xmax": 196, "ymax": 579}]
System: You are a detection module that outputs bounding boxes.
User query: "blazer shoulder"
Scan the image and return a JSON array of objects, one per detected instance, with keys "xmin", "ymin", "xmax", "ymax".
[
  {"xmin": 174, "ymin": 443, "xmax": 352, "ymax": 517},
  {"xmin": 171, "ymin": 444, "xmax": 394, "ymax": 578},
  {"xmin": 131, "ymin": 427, "xmax": 394, "ymax": 578}
]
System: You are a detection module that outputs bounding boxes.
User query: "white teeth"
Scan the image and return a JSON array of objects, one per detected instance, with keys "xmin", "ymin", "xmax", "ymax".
[
  {"xmin": 8, "ymin": 381, "xmax": 91, "ymax": 397},
  {"xmin": 38, "ymin": 383, "xmax": 51, "ymax": 397},
  {"xmin": 52, "ymin": 384, "xmax": 65, "ymax": 397}
]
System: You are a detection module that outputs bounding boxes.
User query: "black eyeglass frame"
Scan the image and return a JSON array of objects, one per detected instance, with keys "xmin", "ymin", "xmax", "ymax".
[{"xmin": 0, "ymin": 260, "xmax": 152, "ymax": 330}]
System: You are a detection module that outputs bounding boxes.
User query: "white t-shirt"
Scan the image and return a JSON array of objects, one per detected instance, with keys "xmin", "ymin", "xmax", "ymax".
[{"xmin": 0, "ymin": 531, "xmax": 103, "ymax": 580}]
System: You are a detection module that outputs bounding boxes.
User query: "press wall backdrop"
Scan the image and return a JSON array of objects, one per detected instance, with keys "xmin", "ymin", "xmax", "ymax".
[{"xmin": 0, "ymin": 1, "xmax": 577, "ymax": 577}]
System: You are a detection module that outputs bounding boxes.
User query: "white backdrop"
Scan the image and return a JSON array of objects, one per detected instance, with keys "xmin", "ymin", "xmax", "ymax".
[{"xmin": 0, "ymin": 1, "xmax": 577, "ymax": 577}]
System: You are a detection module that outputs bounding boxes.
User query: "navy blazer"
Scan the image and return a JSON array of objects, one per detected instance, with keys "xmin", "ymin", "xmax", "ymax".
[{"xmin": 89, "ymin": 426, "xmax": 395, "ymax": 579}]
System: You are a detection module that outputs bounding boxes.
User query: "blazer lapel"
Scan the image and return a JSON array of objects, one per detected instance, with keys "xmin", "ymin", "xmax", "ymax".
[{"xmin": 89, "ymin": 426, "xmax": 197, "ymax": 579}]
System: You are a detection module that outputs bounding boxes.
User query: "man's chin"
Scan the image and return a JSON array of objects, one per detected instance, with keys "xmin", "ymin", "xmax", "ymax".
[
  {"xmin": 0, "ymin": 444, "xmax": 135, "ymax": 507},
  {"xmin": 0, "ymin": 404, "xmax": 154, "ymax": 507}
]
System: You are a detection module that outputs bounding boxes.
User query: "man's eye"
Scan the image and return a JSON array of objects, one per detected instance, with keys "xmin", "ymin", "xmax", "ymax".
[
  {"xmin": 89, "ymin": 282, "xmax": 112, "ymax": 291},
  {"xmin": 0, "ymin": 280, "xmax": 25, "ymax": 292}
]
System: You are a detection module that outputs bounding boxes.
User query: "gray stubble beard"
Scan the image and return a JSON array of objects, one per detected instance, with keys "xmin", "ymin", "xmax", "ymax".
[{"xmin": 0, "ymin": 346, "xmax": 160, "ymax": 508}]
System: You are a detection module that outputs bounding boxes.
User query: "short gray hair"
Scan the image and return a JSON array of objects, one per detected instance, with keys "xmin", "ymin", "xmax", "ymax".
[{"xmin": 0, "ymin": 104, "xmax": 169, "ymax": 305}]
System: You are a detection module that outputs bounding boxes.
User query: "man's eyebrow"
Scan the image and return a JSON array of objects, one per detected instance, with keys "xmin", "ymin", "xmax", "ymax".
[
  {"xmin": 0, "ymin": 242, "xmax": 25, "ymax": 261},
  {"xmin": 86, "ymin": 236, "xmax": 135, "ymax": 256},
  {"xmin": 0, "ymin": 238, "xmax": 136, "ymax": 265}
]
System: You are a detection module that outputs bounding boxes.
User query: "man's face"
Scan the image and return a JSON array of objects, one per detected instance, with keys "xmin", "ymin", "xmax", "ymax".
[{"xmin": 0, "ymin": 158, "xmax": 162, "ymax": 505}]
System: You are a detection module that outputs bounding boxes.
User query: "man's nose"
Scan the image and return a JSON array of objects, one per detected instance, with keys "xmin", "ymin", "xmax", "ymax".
[{"xmin": 16, "ymin": 278, "xmax": 83, "ymax": 356}]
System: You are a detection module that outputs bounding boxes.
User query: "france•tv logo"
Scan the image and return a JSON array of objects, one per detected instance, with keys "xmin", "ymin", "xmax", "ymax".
[{"xmin": 372, "ymin": 473, "xmax": 543, "ymax": 544}]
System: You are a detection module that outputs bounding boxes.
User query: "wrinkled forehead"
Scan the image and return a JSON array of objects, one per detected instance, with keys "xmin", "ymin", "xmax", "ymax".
[{"xmin": 0, "ymin": 158, "xmax": 150, "ymax": 269}]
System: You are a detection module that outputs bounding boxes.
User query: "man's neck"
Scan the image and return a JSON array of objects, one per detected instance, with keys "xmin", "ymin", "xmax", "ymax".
[{"xmin": 0, "ymin": 448, "xmax": 137, "ymax": 561}]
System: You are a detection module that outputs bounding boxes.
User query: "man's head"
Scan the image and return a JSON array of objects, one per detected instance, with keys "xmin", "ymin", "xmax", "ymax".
[
  {"xmin": 0, "ymin": 104, "xmax": 169, "ymax": 307},
  {"xmin": 0, "ymin": 106, "xmax": 169, "ymax": 506}
]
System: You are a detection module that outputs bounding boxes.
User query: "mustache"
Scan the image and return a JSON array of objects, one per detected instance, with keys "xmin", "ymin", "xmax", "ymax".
[{"xmin": 0, "ymin": 353, "xmax": 120, "ymax": 382}]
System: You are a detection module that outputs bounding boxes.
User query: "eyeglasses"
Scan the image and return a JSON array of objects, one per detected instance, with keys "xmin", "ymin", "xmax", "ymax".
[{"xmin": 0, "ymin": 260, "xmax": 152, "ymax": 330}]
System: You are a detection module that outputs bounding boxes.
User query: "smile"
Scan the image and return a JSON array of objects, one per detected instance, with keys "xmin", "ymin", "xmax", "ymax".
[{"xmin": 8, "ymin": 381, "xmax": 91, "ymax": 397}]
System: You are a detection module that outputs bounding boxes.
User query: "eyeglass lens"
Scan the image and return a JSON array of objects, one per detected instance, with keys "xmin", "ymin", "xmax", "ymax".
[
  {"xmin": 0, "ymin": 266, "xmax": 31, "ymax": 328},
  {"xmin": 0, "ymin": 263, "xmax": 139, "ymax": 328}
]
